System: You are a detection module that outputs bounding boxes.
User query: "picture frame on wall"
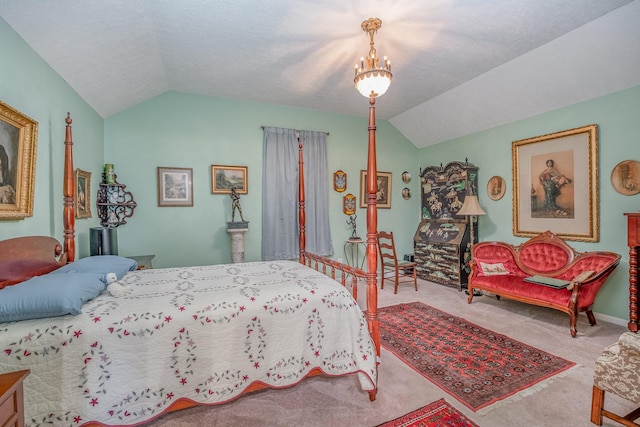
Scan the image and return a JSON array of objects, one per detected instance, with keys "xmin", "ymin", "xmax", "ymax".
[
  {"xmin": 487, "ymin": 176, "xmax": 506, "ymax": 201},
  {"xmin": 75, "ymin": 168, "xmax": 92, "ymax": 218},
  {"xmin": 512, "ymin": 124, "xmax": 598, "ymax": 242},
  {"xmin": 343, "ymin": 193, "xmax": 356, "ymax": 215},
  {"xmin": 157, "ymin": 167, "xmax": 194, "ymax": 207},
  {"xmin": 0, "ymin": 100, "xmax": 38, "ymax": 220},
  {"xmin": 611, "ymin": 160, "xmax": 640, "ymax": 195},
  {"xmin": 334, "ymin": 170, "xmax": 347, "ymax": 192},
  {"xmin": 211, "ymin": 165, "xmax": 248, "ymax": 194},
  {"xmin": 360, "ymin": 170, "xmax": 391, "ymax": 209}
]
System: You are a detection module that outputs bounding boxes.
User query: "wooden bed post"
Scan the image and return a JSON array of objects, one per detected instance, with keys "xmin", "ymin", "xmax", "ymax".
[
  {"xmin": 366, "ymin": 96, "xmax": 380, "ymax": 358},
  {"xmin": 298, "ymin": 139, "xmax": 306, "ymax": 264},
  {"xmin": 63, "ymin": 113, "xmax": 75, "ymax": 262}
]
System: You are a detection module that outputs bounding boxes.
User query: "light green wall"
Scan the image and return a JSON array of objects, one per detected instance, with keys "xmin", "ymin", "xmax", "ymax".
[
  {"xmin": 4, "ymin": 14, "xmax": 639, "ymax": 324},
  {"xmin": 104, "ymin": 92, "xmax": 420, "ymax": 267},
  {"xmin": 419, "ymin": 85, "xmax": 640, "ymax": 320},
  {"xmin": 0, "ymin": 18, "xmax": 104, "ymax": 256}
]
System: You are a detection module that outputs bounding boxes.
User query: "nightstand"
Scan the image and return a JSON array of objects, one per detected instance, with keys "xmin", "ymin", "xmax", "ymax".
[
  {"xmin": 0, "ymin": 369, "xmax": 29, "ymax": 427},
  {"xmin": 129, "ymin": 255, "xmax": 155, "ymax": 270}
]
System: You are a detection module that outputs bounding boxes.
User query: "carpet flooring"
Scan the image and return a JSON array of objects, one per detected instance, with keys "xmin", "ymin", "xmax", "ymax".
[
  {"xmin": 376, "ymin": 398, "xmax": 479, "ymax": 427},
  {"xmin": 378, "ymin": 302, "xmax": 576, "ymax": 411}
]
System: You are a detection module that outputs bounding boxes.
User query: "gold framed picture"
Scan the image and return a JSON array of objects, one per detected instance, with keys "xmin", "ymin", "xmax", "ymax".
[
  {"xmin": 334, "ymin": 170, "xmax": 347, "ymax": 192},
  {"xmin": 512, "ymin": 124, "xmax": 598, "ymax": 242},
  {"xmin": 211, "ymin": 165, "xmax": 248, "ymax": 194},
  {"xmin": 0, "ymin": 100, "xmax": 38, "ymax": 220},
  {"xmin": 75, "ymin": 168, "xmax": 92, "ymax": 218},
  {"xmin": 360, "ymin": 170, "xmax": 391, "ymax": 209},
  {"xmin": 343, "ymin": 193, "xmax": 356, "ymax": 215}
]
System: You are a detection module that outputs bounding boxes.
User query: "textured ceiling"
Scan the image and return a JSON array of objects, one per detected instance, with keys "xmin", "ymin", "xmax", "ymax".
[{"xmin": 1, "ymin": 0, "xmax": 639, "ymax": 147}]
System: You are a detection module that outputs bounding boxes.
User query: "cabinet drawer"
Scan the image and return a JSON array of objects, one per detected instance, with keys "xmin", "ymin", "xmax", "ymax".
[{"xmin": 0, "ymin": 390, "xmax": 17, "ymax": 426}]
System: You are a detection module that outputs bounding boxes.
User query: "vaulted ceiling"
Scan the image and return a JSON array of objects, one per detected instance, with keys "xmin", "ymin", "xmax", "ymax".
[{"xmin": 2, "ymin": 0, "xmax": 639, "ymax": 147}]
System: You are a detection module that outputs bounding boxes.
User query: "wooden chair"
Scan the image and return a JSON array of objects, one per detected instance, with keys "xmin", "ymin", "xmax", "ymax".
[
  {"xmin": 591, "ymin": 332, "xmax": 640, "ymax": 426},
  {"xmin": 376, "ymin": 231, "xmax": 417, "ymax": 294}
]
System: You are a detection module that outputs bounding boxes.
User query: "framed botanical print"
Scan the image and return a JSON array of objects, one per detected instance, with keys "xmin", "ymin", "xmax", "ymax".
[
  {"xmin": 0, "ymin": 100, "xmax": 38, "ymax": 219},
  {"xmin": 211, "ymin": 165, "xmax": 248, "ymax": 194},
  {"xmin": 512, "ymin": 124, "xmax": 598, "ymax": 241},
  {"xmin": 334, "ymin": 170, "xmax": 347, "ymax": 192},
  {"xmin": 360, "ymin": 170, "xmax": 391, "ymax": 208},
  {"xmin": 157, "ymin": 167, "xmax": 194, "ymax": 207},
  {"xmin": 75, "ymin": 168, "xmax": 92, "ymax": 218},
  {"xmin": 343, "ymin": 193, "xmax": 356, "ymax": 215}
]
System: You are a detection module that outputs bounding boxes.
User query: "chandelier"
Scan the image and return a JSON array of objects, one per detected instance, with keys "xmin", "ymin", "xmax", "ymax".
[{"xmin": 354, "ymin": 18, "xmax": 392, "ymax": 98}]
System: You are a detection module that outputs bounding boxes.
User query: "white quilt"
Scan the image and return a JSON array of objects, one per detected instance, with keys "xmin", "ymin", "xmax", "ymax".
[{"xmin": 0, "ymin": 261, "xmax": 377, "ymax": 426}]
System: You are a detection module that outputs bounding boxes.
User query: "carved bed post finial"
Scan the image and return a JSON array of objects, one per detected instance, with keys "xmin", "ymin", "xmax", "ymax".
[{"xmin": 63, "ymin": 112, "xmax": 75, "ymax": 262}]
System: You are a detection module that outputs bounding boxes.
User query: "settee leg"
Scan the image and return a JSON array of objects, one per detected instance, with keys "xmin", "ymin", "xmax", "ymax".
[
  {"xmin": 570, "ymin": 314, "xmax": 577, "ymax": 337},
  {"xmin": 587, "ymin": 310, "xmax": 597, "ymax": 326}
]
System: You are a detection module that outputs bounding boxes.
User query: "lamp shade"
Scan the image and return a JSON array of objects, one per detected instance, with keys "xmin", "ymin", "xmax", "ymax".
[
  {"xmin": 457, "ymin": 195, "xmax": 486, "ymax": 216},
  {"xmin": 355, "ymin": 70, "xmax": 392, "ymax": 98}
]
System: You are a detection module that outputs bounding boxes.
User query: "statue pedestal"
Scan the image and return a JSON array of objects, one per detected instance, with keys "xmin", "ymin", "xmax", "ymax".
[{"xmin": 226, "ymin": 222, "xmax": 249, "ymax": 263}]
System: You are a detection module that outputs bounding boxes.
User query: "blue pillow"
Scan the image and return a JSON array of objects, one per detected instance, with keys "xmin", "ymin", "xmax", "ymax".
[
  {"xmin": 0, "ymin": 272, "xmax": 106, "ymax": 322},
  {"xmin": 52, "ymin": 255, "xmax": 138, "ymax": 280}
]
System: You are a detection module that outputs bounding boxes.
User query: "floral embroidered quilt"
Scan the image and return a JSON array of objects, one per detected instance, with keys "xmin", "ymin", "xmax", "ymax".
[{"xmin": 0, "ymin": 261, "xmax": 377, "ymax": 426}]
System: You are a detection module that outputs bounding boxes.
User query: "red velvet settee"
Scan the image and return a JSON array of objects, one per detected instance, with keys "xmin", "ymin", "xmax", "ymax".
[{"xmin": 467, "ymin": 231, "xmax": 621, "ymax": 337}]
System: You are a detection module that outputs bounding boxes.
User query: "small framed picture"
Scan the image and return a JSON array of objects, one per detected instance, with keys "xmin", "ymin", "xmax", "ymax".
[
  {"xmin": 75, "ymin": 168, "xmax": 92, "ymax": 218},
  {"xmin": 611, "ymin": 160, "xmax": 640, "ymax": 195},
  {"xmin": 402, "ymin": 187, "xmax": 411, "ymax": 200},
  {"xmin": 360, "ymin": 170, "xmax": 392, "ymax": 209},
  {"xmin": 487, "ymin": 176, "xmax": 506, "ymax": 201},
  {"xmin": 157, "ymin": 167, "xmax": 193, "ymax": 207},
  {"xmin": 212, "ymin": 165, "xmax": 248, "ymax": 194}
]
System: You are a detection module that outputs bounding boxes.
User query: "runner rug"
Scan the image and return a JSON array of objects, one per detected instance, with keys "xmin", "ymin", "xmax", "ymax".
[
  {"xmin": 378, "ymin": 302, "xmax": 576, "ymax": 412},
  {"xmin": 376, "ymin": 398, "xmax": 479, "ymax": 427}
]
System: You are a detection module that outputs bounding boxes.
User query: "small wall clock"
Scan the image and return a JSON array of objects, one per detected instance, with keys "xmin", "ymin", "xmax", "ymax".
[
  {"xmin": 343, "ymin": 193, "xmax": 356, "ymax": 215},
  {"xmin": 334, "ymin": 170, "xmax": 347, "ymax": 192}
]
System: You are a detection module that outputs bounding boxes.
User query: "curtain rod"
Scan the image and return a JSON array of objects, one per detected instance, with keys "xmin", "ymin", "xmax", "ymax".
[{"xmin": 260, "ymin": 125, "xmax": 329, "ymax": 135}]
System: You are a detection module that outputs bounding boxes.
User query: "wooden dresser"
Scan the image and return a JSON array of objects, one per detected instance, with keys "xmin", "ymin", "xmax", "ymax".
[
  {"xmin": 0, "ymin": 370, "xmax": 29, "ymax": 427},
  {"xmin": 626, "ymin": 212, "xmax": 640, "ymax": 332}
]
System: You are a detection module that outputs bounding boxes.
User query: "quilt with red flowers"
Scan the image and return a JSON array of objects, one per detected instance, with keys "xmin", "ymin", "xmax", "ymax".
[{"xmin": 0, "ymin": 260, "xmax": 377, "ymax": 426}]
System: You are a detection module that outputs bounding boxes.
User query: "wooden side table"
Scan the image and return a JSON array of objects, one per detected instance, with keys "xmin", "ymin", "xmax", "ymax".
[
  {"xmin": 0, "ymin": 370, "xmax": 29, "ymax": 427},
  {"xmin": 128, "ymin": 254, "xmax": 155, "ymax": 270}
]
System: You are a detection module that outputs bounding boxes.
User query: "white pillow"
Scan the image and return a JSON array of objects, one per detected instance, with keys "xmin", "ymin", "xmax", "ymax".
[{"xmin": 479, "ymin": 261, "xmax": 510, "ymax": 276}]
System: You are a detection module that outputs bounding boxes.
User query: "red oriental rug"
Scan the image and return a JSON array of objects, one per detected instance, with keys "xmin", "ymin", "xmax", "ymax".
[
  {"xmin": 376, "ymin": 398, "xmax": 478, "ymax": 427},
  {"xmin": 378, "ymin": 302, "xmax": 575, "ymax": 412}
]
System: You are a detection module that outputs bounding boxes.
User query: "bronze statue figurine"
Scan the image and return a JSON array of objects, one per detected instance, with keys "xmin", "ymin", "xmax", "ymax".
[{"xmin": 230, "ymin": 187, "xmax": 245, "ymax": 222}]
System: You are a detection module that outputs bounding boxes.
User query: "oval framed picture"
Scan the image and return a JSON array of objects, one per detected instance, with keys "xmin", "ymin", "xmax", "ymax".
[
  {"xmin": 611, "ymin": 160, "xmax": 640, "ymax": 195},
  {"xmin": 343, "ymin": 193, "xmax": 356, "ymax": 215},
  {"xmin": 487, "ymin": 176, "xmax": 506, "ymax": 201},
  {"xmin": 402, "ymin": 171, "xmax": 411, "ymax": 183},
  {"xmin": 402, "ymin": 187, "xmax": 411, "ymax": 200}
]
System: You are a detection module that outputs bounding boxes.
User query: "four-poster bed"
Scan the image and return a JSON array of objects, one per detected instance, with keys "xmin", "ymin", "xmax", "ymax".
[{"xmin": 0, "ymin": 113, "xmax": 381, "ymax": 426}]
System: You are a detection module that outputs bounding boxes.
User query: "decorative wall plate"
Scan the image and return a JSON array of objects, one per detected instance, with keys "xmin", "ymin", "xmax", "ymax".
[
  {"xmin": 487, "ymin": 176, "xmax": 506, "ymax": 201},
  {"xmin": 334, "ymin": 170, "xmax": 347, "ymax": 192},
  {"xmin": 611, "ymin": 160, "xmax": 640, "ymax": 195},
  {"xmin": 343, "ymin": 193, "xmax": 356, "ymax": 215}
]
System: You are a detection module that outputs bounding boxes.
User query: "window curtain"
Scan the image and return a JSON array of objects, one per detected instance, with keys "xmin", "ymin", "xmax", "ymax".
[{"xmin": 262, "ymin": 127, "xmax": 333, "ymax": 260}]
